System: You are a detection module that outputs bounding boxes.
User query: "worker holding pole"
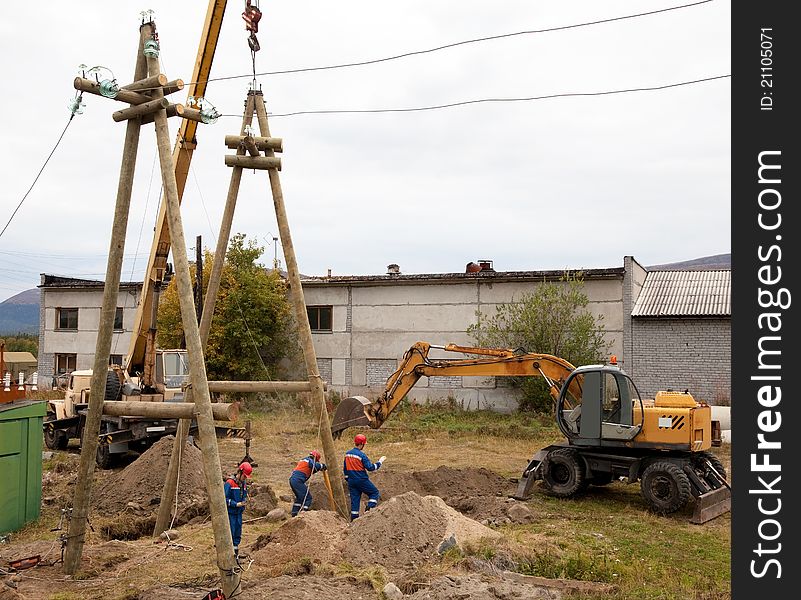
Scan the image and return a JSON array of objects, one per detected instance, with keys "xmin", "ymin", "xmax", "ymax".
[{"xmin": 289, "ymin": 450, "xmax": 327, "ymax": 516}]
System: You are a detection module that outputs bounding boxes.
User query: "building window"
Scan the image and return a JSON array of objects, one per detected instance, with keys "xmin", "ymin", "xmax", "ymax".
[
  {"xmin": 307, "ymin": 306, "xmax": 333, "ymax": 332},
  {"xmin": 114, "ymin": 307, "xmax": 124, "ymax": 331},
  {"xmin": 55, "ymin": 353, "xmax": 77, "ymax": 375},
  {"xmin": 110, "ymin": 354, "xmax": 123, "ymax": 366},
  {"xmin": 57, "ymin": 307, "xmax": 78, "ymax": 330}
]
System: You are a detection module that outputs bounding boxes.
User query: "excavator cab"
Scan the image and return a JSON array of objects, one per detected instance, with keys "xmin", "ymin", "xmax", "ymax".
[{"xmin": 555, "ymin": 364, "xmax": 644, "ymax": 444}]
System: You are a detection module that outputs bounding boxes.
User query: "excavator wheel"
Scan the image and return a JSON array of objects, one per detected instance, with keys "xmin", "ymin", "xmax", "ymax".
[
  {"xmin": 640, "ymin": 460, "xmax": 692, "ymax": 514},
  {"xmin": 541, "ymin": 448, "xmax": 586, "ymax": 497}
]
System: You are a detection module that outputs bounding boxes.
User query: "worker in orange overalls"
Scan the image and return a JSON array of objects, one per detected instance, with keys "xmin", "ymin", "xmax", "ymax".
[{"xmin": 289, "ymin": 450, "xmax": 327, "ymax": 516}]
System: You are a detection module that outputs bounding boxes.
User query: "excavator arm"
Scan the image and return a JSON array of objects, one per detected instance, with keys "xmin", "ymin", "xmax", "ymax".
[
  {"xmin": 331, "ymin": 341, "xmax": 579, "ymax": 438},
  {"xmin": 126, "ymin": 0, "xmax": 229, "ymax": 384}
]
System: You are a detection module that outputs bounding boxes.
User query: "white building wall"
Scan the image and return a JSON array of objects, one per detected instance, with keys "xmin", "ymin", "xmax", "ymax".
[{"xmin": 37, "ymin": 285, "xmax": 141, "ymax": 387}]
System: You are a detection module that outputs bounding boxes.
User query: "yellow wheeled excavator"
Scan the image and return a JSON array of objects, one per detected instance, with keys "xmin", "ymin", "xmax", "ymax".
[{"xmin": 331, "ymin": 341, "xmax": 730, "ymax": 523}]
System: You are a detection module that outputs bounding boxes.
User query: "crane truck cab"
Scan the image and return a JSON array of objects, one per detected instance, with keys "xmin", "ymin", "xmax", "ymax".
[{"xmin": 43, "ymin": 349, "xmax": 189, "ymax": 464}]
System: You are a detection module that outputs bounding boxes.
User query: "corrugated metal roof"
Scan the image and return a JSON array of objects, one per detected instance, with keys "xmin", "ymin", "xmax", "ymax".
[{"xmin": 632, "ymin": 270, "xmax": 730, "ymax": 317}]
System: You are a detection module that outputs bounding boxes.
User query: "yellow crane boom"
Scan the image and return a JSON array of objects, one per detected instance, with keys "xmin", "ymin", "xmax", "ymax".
[{"xmin": 126, "ymin": 0, "xmax": 229, "ymax": 384}]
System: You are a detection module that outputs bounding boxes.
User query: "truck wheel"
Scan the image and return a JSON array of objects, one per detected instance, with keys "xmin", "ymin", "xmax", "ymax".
[
  {"xmin": 96, "ymin": 442, "xmax": 115, "ymax": 469},
  {"xmin": 95, "ymin": 423, "xmax": 117, "ymax": 469},
  {"xmin": 641, "ymin": 460, "xmax": 691, "ymax": 514},
  {"xmin": 44, "ymin": 417, "xmax": 68, "ymax": 451},
  {"xmin": 105, "ymin": 370, "xmax": 122, "ymax": 401},
  {"xmin": 541, "ymin": 448, "xmax": 585, "ymax": 497}
]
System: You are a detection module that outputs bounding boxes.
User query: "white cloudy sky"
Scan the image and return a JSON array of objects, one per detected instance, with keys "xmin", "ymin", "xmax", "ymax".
[{"xmin": 0, "ymin": 0, "xmax": 730, "ymax": 302}]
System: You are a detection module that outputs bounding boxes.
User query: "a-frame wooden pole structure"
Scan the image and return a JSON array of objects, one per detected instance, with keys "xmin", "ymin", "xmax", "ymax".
[
  {"xmin": 221, "ymin": 89, "xmax": 350, "ymax": 518},
  {"xmin": 62, "ymin": 20, "xmax": 240, "ymax": 598}
]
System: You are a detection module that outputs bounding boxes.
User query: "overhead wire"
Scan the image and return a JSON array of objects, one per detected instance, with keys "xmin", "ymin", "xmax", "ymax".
[
  {"xmin": 221, "ymin": 74, "xmax": 730, "ymax": 119},
  {"xmin": 0, "ymin": 115, "xmax": 75, "ymax": 240},
  {"xmin": 204, "ymin": 0, "xmax": 716, "ymax": 85}
]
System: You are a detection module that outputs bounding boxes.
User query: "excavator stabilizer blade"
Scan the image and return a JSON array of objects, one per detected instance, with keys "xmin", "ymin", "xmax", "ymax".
[
  {"xmin": 331, "ymin": 395, "xmax": 372, "ymax": 439},
  {"xmin": 690, "ymin": 486, "xmax": 731, "ymax": 524}
]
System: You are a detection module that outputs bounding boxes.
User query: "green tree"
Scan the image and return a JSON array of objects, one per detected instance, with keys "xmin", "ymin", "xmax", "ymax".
[
  {"xmin": 157, "ymin": 233, "xmax": 298, "ymax": 381},
  {"xmin": 2, "ymin": 334, "xmax": 38, "ymax": 357},
  {"xmin": 467, "ymin": 272, "xmax": 611, "ymax": 413}
]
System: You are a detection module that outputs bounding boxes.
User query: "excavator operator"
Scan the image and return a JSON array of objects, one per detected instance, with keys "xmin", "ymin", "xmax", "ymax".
[{"xmin": 343, "ymin": 434, "xmax": 386, "ymax": 520}]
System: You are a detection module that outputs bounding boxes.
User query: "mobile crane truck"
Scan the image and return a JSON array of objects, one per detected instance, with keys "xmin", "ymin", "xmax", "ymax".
[{"xmin": 330, "ymin": 341, "xmax": 730, "ymax": 524}]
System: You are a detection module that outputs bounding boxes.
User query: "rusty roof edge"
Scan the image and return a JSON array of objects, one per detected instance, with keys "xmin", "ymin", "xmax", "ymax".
[
  {"xmin": 300, "ymin": 267, "xmax": 625, "ymax": 285},
  {"xmin": 39, "ymin": 274, "xmax": 143, "ymax": 289}
]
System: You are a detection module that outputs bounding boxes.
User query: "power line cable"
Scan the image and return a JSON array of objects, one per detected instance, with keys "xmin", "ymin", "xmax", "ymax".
[
  {"xmin": 0, "ymin": 115, "xmax": 75, "ymax": 240},
  {"xmin": 203, "ymin": 1, "xmax": 715, "ymax": 85},
  {"xmin": 221, "ymin": 74, "xmax": 729, "ymax": 119}
]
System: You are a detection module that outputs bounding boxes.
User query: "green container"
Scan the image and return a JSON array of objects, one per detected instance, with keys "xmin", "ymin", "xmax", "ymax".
[{"xmin": 0, "ymin": 400, "xmax": 47, "ymax": 534}]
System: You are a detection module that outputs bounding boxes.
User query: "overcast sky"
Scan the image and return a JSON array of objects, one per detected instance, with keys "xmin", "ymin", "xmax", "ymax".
[{"xmin": 0, "ymin": 0, "xmax": 730, "ymax": 303}]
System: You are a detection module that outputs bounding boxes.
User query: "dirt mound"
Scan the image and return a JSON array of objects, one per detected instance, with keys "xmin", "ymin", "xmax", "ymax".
[
  {"xmin": 251, "ymin": 510, "xmax": 347, "ymax": 570},
  {"xmin": 92, "ymin": 436, "xmax": 277, "ymax": 535},
  {"xmin": 406, "ymin": 574, "xmax": 561, "ymax": 599},
  {"xmin": 309, "ymin": 466, "xmax": 514, "ymax": 521},
  {"xmin": 342, "ymin": 491, "xmax": 502, "ymax": 569},
  {"xmin": 93, "ymin": 436, "xmax": 207, "ymax": 518}
]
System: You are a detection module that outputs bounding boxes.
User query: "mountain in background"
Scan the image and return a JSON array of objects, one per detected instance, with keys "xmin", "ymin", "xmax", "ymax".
[
  {"xmin": 0, "ymin": 288, "xmax": 40, "ymax": 335},
  {"xmin": 0, "ymin": 254, "xmax": 732, "ymax": 335},
  {"xmin": 647, "ymin": 253, "xmax": 731, "ymax": 270}
]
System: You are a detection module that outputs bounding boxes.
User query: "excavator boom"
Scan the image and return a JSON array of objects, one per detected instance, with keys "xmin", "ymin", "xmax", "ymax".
[{"xmin": 331, "ymin": 341, "xmax": 577, "ymax": 437}]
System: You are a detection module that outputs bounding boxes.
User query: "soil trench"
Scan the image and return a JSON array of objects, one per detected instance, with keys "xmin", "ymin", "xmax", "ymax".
[{"xmin": 307, "ymin": 465, "xmax": 518, "ymax": 522}]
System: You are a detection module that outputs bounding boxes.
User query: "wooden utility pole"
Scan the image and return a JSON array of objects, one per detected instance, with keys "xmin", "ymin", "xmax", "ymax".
[
  {"xmin": 154, "ymin": 93, "xmax": 257, "ymax": 537},
  {"xmin": 252, "ymin": 90, "xmax": 349, "ymax": 518},
  {"xmin": 63, "ymin": 25, "xmax": 148, "ymax": 575},
  {"xmin": 142, "ymin": 21, "xmax": 240, "ymax": 597},
  {"xmin": 195, "ymin": 235, "xmax": 203, "ymax": 322}
]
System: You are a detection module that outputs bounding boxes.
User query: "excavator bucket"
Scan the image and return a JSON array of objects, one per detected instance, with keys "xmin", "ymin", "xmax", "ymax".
[
  {"xmin": 690, "ymin": 486, "xmax": 731, "ymax": 524},
  {"xmin": 331, "ymin": 395, "xmax": 372, "ymax": 439}
]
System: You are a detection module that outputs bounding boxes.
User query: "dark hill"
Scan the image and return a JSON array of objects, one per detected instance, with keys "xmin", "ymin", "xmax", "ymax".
[
  {"xmin": 648, "ymin": 253, "xmax": 730, "ymax": 270},
  {"xmin": 0, "ymin": 288, "xmax": 39, "ymax": 335}
]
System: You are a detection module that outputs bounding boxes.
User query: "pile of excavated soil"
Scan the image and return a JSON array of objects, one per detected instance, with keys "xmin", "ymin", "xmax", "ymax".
[
  {"xmin": 92, "ymin": 436, "xmax": 277, "ymax": 529},
  {"xmin": 309, "ymin": 466, "xmax": 516, "ymax": 521},
  {"xmin": 93, "ymin": 436, "xmax": 207, "ymax": 518},
  {"xmin": 251, "ymin": 510, "xmax": 348, "ymax": 571},
  {"xmin": 251, "ymin": 491, "xmax": 501, "ymax": 572},
  {"xmin": 341, "ymin": 491, "xmax": 502, "ymax": 569}
]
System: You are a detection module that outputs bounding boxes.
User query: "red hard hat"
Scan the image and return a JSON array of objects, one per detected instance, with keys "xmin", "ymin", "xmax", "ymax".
[
  {"xmin": 354, "ymin": 434, "xmax": 367, "ymax": 446},
  {"xmin": 310, "ymin": 450, "xmax": 321, "ymax": 461},
  {"xmin": 239, "ymin": 462, "xmax": 253, "ymax": 478}
]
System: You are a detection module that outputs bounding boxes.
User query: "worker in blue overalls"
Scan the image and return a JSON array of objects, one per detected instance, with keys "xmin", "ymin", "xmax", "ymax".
[
  {"xmin": 224, "ymin": 461, "xmax": 252, "ymax": 557},
  {"xmin": 289, "ymin": 449, "xmax": 327, "ymax": 516},
  {"xmin": 343, "ymin": 433, "xmax": 386, "ymax": 520}
]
